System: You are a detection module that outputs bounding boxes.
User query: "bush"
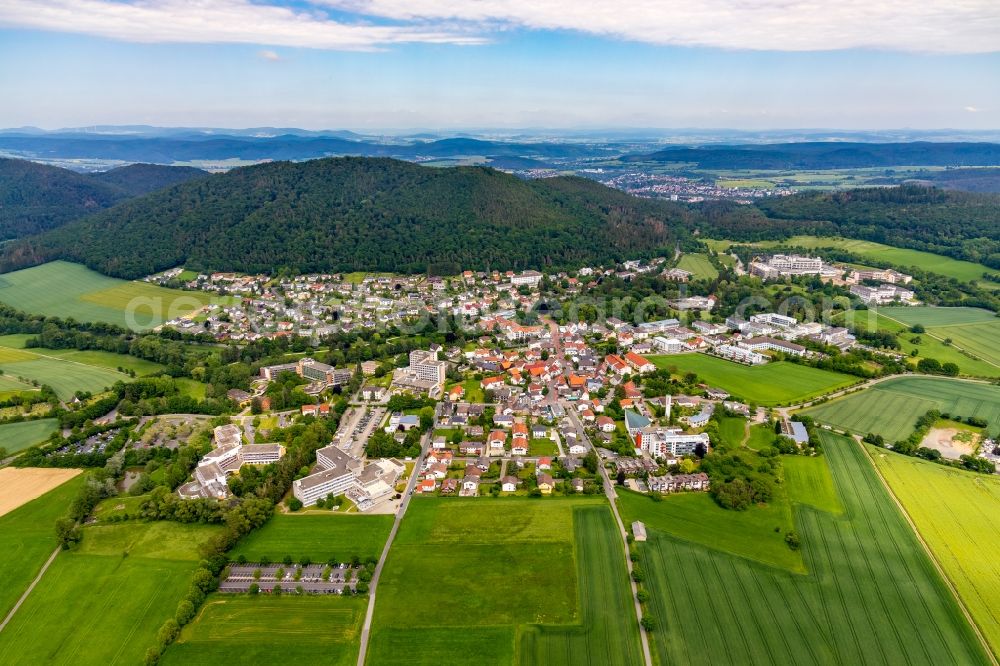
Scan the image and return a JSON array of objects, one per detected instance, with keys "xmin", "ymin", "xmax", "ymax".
[
  {"xmin": 785, "ymin": 531, "xmax": 801, "ymax": 551},
  {"xmin": 640, "ymin": 616, "xmax": 655, "ymax": 631}
]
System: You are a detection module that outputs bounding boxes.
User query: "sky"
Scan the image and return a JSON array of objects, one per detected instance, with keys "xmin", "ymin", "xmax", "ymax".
[{"xmin": 0, "ymin": 0, "xmax": 998, "ymax": 130}]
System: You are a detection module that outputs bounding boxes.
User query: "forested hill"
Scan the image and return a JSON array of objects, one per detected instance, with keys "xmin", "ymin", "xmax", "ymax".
[
  {"xmin": 90, "ymin": 163, "xmax": 208, "ymax": 196},
  {"xmin": 626, "ymin": 142, "xmax": 1000, "ymax": 169},
  {"xmin": 0, "ymin": 158, "xmax": 126, "ymax": 241},
  {"xmin": 0, "ymin": 157, "xmax": 691, "ymax": 278},
  {"xmin": 756, "ymin": 186, "xmax": 1000, "ymax": 269},
  {"xmin": 0, "ymin": 158, "xmax": 208, "ymax": 241}
]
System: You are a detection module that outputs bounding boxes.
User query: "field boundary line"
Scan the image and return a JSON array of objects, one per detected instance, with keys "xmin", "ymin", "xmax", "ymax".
[
  {"xmin": 858, "ymin": 440, "xmax": 998, "ymax": 666},
  {"xmin": 0, "ymin": 546, "xmax": 60, "ymax": 634}
]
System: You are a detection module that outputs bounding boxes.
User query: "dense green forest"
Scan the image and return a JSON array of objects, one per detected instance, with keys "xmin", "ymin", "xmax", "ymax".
[
  {"xmin": 0, "ymin": 158, "xmax": 206, "ymax": 241},
  {"xmin": 90, "ymin": 162, "xmax": 208, "ymax": 196},
  {"xmin": 627, "ymin": 142, "xmax": 1000, "ymax": 169},
  {"xmin": 755, "ymin": 186, "xmax": 1000, "ymax": 268},
  {"xmin": 0, "ymin": 157, "xmax": 692, "ymax": 278}
]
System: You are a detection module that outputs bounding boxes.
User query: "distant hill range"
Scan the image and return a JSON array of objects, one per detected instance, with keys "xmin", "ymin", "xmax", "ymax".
[
  {"xmin": 0, "ymin": 157, "xmax": 690, "ymax": 278},
  {"xmin": 624, "ymin": 142, "xmax": 1000, "ymax": 170},
  {"xmin": 0, "ymin": 158, "xmax": 207, "ymax": 241}
]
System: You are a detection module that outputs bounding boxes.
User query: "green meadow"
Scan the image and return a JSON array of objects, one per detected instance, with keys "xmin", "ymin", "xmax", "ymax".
[
  {"xmin": 676, "ymin": 253, "xmax": 719, "ymax": 280},
  {"xmin": 0, "ymin": 473, "xmax": 85, "ymax": 619},
  {"xmin": 648, "ymin": 353, "xmax": 858, "ymax": 405},
  {"xmin": 869, "ymin": 447, "xmax": 1000, "ymax": 657},
  {"xmin": 875, "ymin": 306, "xmax": 1000, "ymax": 372},
  {"xmin": 0, "ymin": 335, "xmax": 166, "ymax": 400},
  {"xmin": 801, "ymin": 376, "xmax": 1000, "ymax": 442},
  {"xmin": 0, "ymin": 261, "xmax": 227, "ymax": 330},
  {"xmin": 366, "ymin": 497, "xmax": 640, "ymax": 666},
  {"xmin": 0, "ymin": 521, "xmax": 223, "ymax": 665},
  {"xmin": 0, "ymin": 419, "xmax": 59, "ymax": 454},
  {"xmin": 230, "ymin": 513, "xmax": 394, "ymax": 563},
  {"xmin": 163, "ymin": 596, "xmax": 368, "ymax": 666},
  {"xmin": 623, "ymin": 432, "xmax": 990, "ymax": 665}
]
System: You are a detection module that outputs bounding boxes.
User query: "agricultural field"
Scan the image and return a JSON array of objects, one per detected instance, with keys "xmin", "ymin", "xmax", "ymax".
[
  {"xmin": 876, "ymin": 306, "xmax": 1000, "ymax": 371},
  {"xmin": 868, "ymin": 447, "xmax": 1000, "ymax": 657},
  {"xmin": 0, "ymin": 521, "xmax": 224, "ymax": 666},
  {"xmin": 0, "ymin": 418, "xmax": 58, "ymax": 454},
  {"xmin": 0, "ymin": 467, "xmax": 82, "ymax": 517},
  {"xmin": 711, "ymin": 235, "xmax": 999, "ymax": 286},
  {"xmin": 801, "ymin": 376, "xmax": 1000, "ymax": 442},
  {"xmin": 648, "ymin": 353, "xmax": 858, "ymax": 406},
  {"xmin": 163, "ymin": 596, "xmax": 368, "ymax": 666},
  {"xmin": 783, "ymin": 455, "xmax": 843, "ymax": 514},
  {"xmin": 625, "ymin": 432, "xmax": 990, "ymax": 666},
  {"xmin": 230, "ymin": 513, "xmax": 394, "ymax": 563},
  {"xmin": 617, "ymin": 487, "xmax": 802, "ymax": 573},
  {"xmin": 676, "ymin": 253, "xmax": 719, "ymax": 280},
  {"xmin": 0, "ymin": 335, "xmax": 166, "ymax": 399},
  {"xmin": 0, "ymin": 472, "xmax": 85, "ymax": 619},
  {"xmin": 838, "ymin": 309, "xmax": 999, "ymax": 378},
  {"xmin": 366, "ymin": 497, "xmax": 640, "ymax": 665},
  {"xmin": 0, "ymin": 260, "xmax": 227, "ymax": 330}
]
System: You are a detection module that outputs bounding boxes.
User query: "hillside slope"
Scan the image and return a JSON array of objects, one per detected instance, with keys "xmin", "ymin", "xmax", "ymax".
[
  {"xmin": 90, "ymin": 163, "xmax": 208, "ymax": 196},
  {"xmin": 0, "ymin": 157, "xmax": 690, "ymax": 277},
  {"xmin": 0, "ymin": 158, "xmax": 126, "ymax": 240}
]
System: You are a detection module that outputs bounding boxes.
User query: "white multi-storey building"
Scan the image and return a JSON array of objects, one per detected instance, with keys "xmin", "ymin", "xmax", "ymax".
[{"xmin": 636, "ymin": 428, "xmax": 711, "ymax": 458}]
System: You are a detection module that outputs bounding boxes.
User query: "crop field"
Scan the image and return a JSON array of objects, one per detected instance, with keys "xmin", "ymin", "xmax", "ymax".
[
  {"xmin": 617, "ymin": 487, "xmax": 802, "ymax": 573},
  {"xmin": 163, "ymin": 596, "xmax": 368, "ymax": 666},
  {"xmin": 0, "ymin": 521, "xmax": 224, "ymax": 665},
  {"xmin": 873, "ymin": 306, "xmax": 1000, "ymax": 371},
  {"xmin": 0, "ymin": 418, "xmax": 58, "ymax": 454},
  {"xmin": 517, "ymin": 506, "xmax": 643, "ymax": 666},
  {"xmin": 230, "ymin": 513, "xmax": 394, "ymax": 563},
  {"xmin": 801, "ymin": 376, "xmax": 1000, "ymax": 442},
  {"xmin": 838, "ymin": 310, "xmax": 999, "ymax": 377},
  {"xmin": 0, "ymin": 472, "xmax": 85, "ymax": 619},
  {"xmin": 0, "ymin": 336, "xmax": 163, "ymax": 399},
  {"xmin": 366, "ymin": 496, "xmax": 639, "ymax": 666},
  {"xmin": 0, "ymin": 467, "xmax": 82, "ymax": 517},
  {"xmin": 648, "ymin": 354, "xmax": 857, "ymax": 406},
  {"xmin": 868, "ymin": 447, "xmax": 1000, "ymax": 657},
  {"xmin": 783, "ymin": 455, "xmax": 843, "ymax": 514},
  {"xmin": 0, "ymin": 261, "xmax": 226, "ymax": 330},
  {"xmin": 627, "ymin": 431, "xmax": 990, "ymax": 666},
  {"xmin": 676, "ymin": 253, "xmax": 719, "ymax": 280}
]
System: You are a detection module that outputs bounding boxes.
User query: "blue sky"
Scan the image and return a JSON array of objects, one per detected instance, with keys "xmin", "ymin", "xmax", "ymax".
[{"xmin": 0, "ymin": 0, "xmax": 998, "ymax": 130}]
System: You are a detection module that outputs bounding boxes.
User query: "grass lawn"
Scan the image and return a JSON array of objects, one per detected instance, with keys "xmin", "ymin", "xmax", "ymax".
[
  {"xmin": 230, "ymin": 513, "xmax": 393, "ymax": 563},
  {"xmin": 617, "ymin": 489, "xmax": 803, "ymax": 573},
  {"xmin": 367, "ymin": 496, "xmax": 637, "ymax": 665},
  {"xmin": 174, "ymin": 377, "xmax": 208, "ymax": 400},
  {"xmin": 163, "ymin": 595, "xmax": 368, "ymax": 666},
  {"xmin": 783, "ymin": 455, "xmax": 843, "ymax": 514},
  {"xmin": 801, "ymin": 376, "xmax": 1000, "ymax": 442},
  {"xmin": 0, "ymin": 521, "xmax": 224, "ymax": 665},
  {"xmin": 0, "ymin": 418, "xmax": 58, "ymax": 454},
  {"xmin": 0, "ymin": 261, "xmax": 228, "ymax": 330},
  {"xmin": 717, "ymin": 414, "xmax": 747, "ymax": 447},
  {"xmin": 648, "ymin": 354, "xmax": 858, "ymax": 406},
  {"xmin": 631, "ymin": 431, "xmax": 990, "ymax": 665},
  {"xmin": 745, "ymin": 423, "xmax": 779, "ymax": 450},
  {"xmin": 528, "ymin": 438, "xmax": 559, "ymax": 456},
  {"xmin": 868, "ymin": 447, "xmax": 1000, "ymax": 658},
  {"xmin": 676, "ymin": 253, "xmax": 719, "ymax": 280},
  {"xmin": 0, "ymin": 473, "xmax": 85, "ymax": 619}
]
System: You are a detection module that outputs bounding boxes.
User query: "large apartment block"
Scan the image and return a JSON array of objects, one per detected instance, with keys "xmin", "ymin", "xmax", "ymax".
[{"xmin": 293, "ymin": 444, "xmax": 404, "ymax": 510}]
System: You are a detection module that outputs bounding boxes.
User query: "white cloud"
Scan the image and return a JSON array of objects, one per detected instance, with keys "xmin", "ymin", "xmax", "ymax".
[
  {"xmin": 327, "ymin": 0, "xmax": 1000, "ymax": 53},
  {"xmin": 0, "ymin": 0, "xmax": 485, "ymax": 50},
  {"xmin": 258, "ymin": 49, "xmax": 281, "ymax": 61},
  {"xmin": 964, "ymin": 106, "xmax": 980, "ymax": 112}
]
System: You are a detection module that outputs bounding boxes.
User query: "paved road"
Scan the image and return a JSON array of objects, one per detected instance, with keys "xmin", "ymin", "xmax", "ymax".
[
  {"xmin": 356, "ymin": 430, "xmax": 429, "ymax": 666},
  {"xmin": 567, "ymin": 404, "xmax": 653, "ymax": 666},
  {"xmin": 0, "ymin": 547, "xmax": 60, "ymax": 633}
]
